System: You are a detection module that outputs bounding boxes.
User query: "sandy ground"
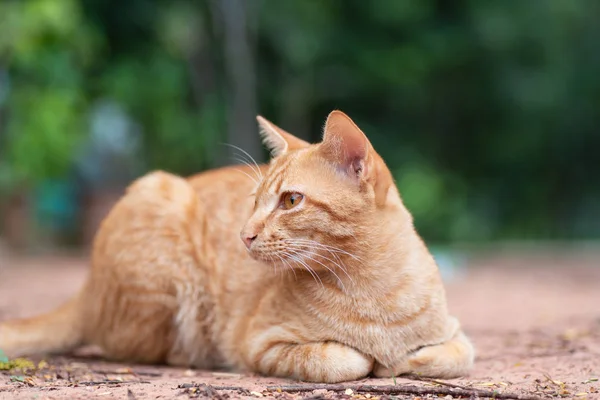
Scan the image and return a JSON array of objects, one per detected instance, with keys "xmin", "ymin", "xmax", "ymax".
[{"xmin": 0, "ymin": 251, "xmax": 599, "ymax": 399}]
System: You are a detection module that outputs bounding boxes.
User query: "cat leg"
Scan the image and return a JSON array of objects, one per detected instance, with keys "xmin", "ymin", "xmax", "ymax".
[
  {"xmin": 373, "ymin": 331, "xmax": 474, "ymax": 379},
  {"xmin": 248, "ymin": 340, "xmax": 373, "ymax": 383}
]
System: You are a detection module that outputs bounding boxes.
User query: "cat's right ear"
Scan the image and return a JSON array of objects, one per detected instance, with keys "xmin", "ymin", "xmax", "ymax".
[{"xmin": 256, "ymin": 116, "xmax": 310, "ymax": 157}]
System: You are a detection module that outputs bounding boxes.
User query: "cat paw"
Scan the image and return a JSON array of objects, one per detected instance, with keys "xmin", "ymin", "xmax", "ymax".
[
  {"xmin": 316, "ymin": 344, "xmax": 374, "ymax": 383},
  {"xmin": 252, "ymin": 340, "xmax": 374, "ymax": 383},
  {"xmin": 372, "ymin": 332, "xmax": 474, "ymax": 379}
]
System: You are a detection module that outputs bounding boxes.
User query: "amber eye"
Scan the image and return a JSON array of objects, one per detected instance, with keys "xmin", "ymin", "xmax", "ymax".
[{"xmin": 282, "ymin": 192, "xmax": 304, "ymax": 210}]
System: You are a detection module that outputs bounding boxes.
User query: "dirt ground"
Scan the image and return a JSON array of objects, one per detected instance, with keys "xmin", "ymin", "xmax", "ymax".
[{"xmin": 0, "ymin": 250, "xmax": 599, "ymax": 399}]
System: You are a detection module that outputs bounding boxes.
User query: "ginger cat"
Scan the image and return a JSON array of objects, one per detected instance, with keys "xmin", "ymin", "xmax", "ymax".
[{"xmin": 0, "ymin": 111, "xmax": 474, "ymax": 383}]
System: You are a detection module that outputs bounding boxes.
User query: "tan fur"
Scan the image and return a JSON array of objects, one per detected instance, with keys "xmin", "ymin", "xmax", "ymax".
[{"xmin": 0, "ymin": 111, "xmax": 474, "ymax": 382}]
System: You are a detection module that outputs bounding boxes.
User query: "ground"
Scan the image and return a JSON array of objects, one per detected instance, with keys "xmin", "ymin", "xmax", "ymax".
[{"xmin": 0, "ymin": 249, "xmax": 598, "ymax": 399}]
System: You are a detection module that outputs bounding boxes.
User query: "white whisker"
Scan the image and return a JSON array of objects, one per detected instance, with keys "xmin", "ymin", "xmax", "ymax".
[
  {"xmin": 295, "ymin": 248, "xmax": 347, "ymax": 291},
  {"xmin": 283, "ymin": 239, "xmax": 360, "ymax": 272},
  {"xmin": 272, "ymin": 254, "xmax": 287, "ymax": 281},
  {"xmin": 286, "ymin": 238, "xmax": 363, "ymax": 263},
  {"xmin": 276, "ymin": 253, "xmax": 297, "ymax": 280},
  {"xmin": 232, "ymin": 156, "xmax": 263, "ymax": 182},
  {"xmin": 285, "ymin": 240, "xmax": 345, "ymax": 267},
  {"xmin": 221, "ymin": 143, "xmax": 264, "ymax": 181},
  {"xmin": 284, "ymin": 242, "xmax": 355, "ymax": 284},
  {"xmin": 281, "ymin": 250, "xmax": 323, "ymax": 288},
  {"xmin": 232, "ymin": 168, "xmax": 259, "ymax": 186}
]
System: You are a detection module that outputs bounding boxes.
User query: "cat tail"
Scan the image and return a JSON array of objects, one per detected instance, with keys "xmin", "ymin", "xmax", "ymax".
[{"xmin": 0, "ymin": 286, "xmax": 87, "ymax": 358}]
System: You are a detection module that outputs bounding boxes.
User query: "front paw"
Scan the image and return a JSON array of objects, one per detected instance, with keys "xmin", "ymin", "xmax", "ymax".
[
  {"xmin": 253, "ymin": 341, "xmax": 374, "ymax": 383},
  {"xmin": 323, "ymin": 344, "xmax": 374, "ymax": 383}
]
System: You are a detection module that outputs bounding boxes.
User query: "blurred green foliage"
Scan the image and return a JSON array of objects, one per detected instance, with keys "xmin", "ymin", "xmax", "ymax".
[{"xmin": 0, "ymin": 0, "xmax": 599, "ymax": 242}]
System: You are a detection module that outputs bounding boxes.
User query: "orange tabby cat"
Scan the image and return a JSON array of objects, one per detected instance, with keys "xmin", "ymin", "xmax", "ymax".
[{"xmin": 0, "ymin": 111, "xmax": 474, "ymax": 382}]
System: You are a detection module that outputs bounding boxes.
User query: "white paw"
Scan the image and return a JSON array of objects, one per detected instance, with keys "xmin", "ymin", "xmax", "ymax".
[{"xmin": 305, "ymin": 344, "xmax": 374, "ymax": 383}]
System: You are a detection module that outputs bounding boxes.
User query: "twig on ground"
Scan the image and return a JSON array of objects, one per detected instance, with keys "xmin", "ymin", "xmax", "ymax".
[
  {"xmin": 404, "ymin": 373, "xmax": 478, "ymax": 391},
  {"xmin": 92, "ymin": 369, "xmax": 163, "ymax": 377},
  {"xmin": 178, "ymin": 383, "xmax": 248, "ymax": 391},
  {"xmin": 265, "ymin": 383, "xmax": 544, "ymax": 400},
  {"xmin": 75, "ymin": 380, "xmax": 151, "ymax": 386}
]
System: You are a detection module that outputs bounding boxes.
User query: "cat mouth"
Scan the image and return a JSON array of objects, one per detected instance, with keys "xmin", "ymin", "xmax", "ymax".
[{"xmin": 247, "ymin": 246, "xmax": 303, "ymax": 267}]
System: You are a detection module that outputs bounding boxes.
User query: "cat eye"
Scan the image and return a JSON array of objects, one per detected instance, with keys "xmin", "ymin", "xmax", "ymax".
[{"xmin": 281, "ymin": 192, "xmax": 304, "ymax": 210}]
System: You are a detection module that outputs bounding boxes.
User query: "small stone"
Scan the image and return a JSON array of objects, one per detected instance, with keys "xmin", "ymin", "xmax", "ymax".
[{"xmin": 345, "ymin": 388, "xmax": 354, "ymax": 395}]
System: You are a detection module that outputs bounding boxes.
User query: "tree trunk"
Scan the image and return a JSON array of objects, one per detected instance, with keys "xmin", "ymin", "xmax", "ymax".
[{"xmin": 211, "ymin": 0, "xmax": 263, "ymax": 165}]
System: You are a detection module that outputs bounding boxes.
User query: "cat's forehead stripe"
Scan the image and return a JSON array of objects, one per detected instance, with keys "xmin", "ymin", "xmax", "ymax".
[
  {"xmin": 263, "ymin": 153, "xmax": 298, "ymax": 195},
  {"xmin": 272, "ymin": 153, "xmax": 297, "ymax": 178}
]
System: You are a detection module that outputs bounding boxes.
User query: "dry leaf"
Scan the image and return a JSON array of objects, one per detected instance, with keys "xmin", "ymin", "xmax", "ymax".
[{"xmin": 24, "ymin": 377, "xmax": 36, "ymax": 386}]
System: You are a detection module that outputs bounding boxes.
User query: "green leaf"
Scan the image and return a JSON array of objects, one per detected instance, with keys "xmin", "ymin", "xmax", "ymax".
[{"xmin": 0, "ymin": 349, "xmax": 8, "ymax": 363}]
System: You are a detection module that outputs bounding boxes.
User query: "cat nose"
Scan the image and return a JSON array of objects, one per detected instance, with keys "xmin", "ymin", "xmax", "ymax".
[{"xmin": 241, "ymin": 233, "xmax": 258, "ymax": 249}]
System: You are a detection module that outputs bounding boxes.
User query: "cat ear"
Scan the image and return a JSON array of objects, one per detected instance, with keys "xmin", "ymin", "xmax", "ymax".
[
  {"xmin": 256, "ymin": 116, "xmax": 310, "ymax": 157},
  {"xmin": 320, "ymin": 110, "xmax": 372, "ymax": 179},
  {"xmin": 321, "ymin": 110, "xmax": 396, "ymax": 207}
]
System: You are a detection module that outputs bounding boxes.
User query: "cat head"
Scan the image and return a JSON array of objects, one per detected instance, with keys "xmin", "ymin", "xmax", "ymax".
[{"xmin": 240, "ymin": 110, "xmax": 404, "ymax": 271}]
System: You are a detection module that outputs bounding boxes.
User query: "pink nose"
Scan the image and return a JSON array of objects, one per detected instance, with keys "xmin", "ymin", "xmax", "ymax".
[{"xmin": 242, "ymin": 233, "xmax": 257, "ymax": 249}]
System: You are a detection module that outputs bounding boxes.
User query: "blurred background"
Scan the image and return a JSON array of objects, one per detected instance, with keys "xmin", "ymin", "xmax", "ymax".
[{"xmin": 0, "ymin": 0, "xmax": 599, "ymax": 255}]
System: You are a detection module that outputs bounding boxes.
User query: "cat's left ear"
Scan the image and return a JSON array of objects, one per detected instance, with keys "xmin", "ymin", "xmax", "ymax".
[
  {"xmin": 256, "ymin": 116, "xmax": 310, "ymax": 157},
  {"xmin": 320, "ymin": 110, "xmax": 373, "ymax": 179},
  {"xmin": 320, "ymin": 110, "xmax": 395, "ymax": 206}
]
